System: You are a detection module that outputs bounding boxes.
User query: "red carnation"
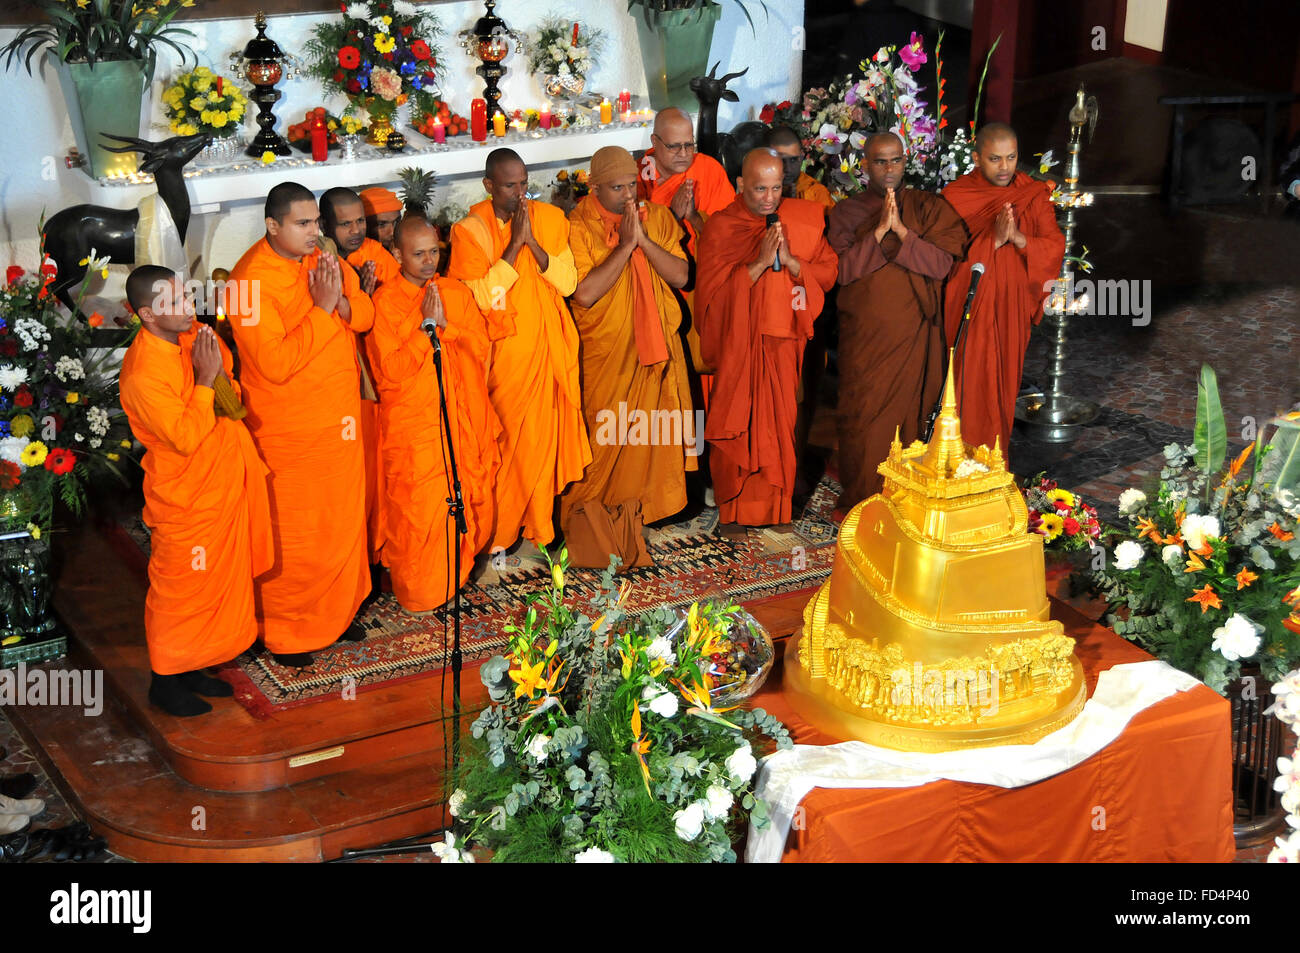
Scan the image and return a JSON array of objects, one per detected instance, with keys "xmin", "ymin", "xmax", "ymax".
[
  {"xmin": 401, "ymin": 26, "xmax": 413, "ymax": 37},
  {"xmin": 334, "ymin": 69, "xmax": 345, "ymax": 82},
  {"xmin": 5, "ymin": 266, "xmax": 22, "ymax": 285},
  {"xmin": 1062, "ymin": 517, "xmax": 1081, "ymax": 535},
  {"xmin": 14, "ymin": 386, "xmax": 31, "ymax": 407},
  {"xmin": 759, "ymin": 104, "xmax": 775, "ymax": 123},
  {"xmin": 0, "ymin": 460, "xmax": 19, "ymax": 490},
  {"xmin": 45, "ymin": 447, "xmax": 76, "ymax": 476},
  {"xmin": 411, "ymin": 39, "xmax": 431, "ymax": 60},
  {"xmin": 1, "ymin": 339, "xmax": 17, "ymax": 358},
  {"xmin": 338, "ymin": 45, "xmax": 361, "ymax": 70},
  {"xmin": 778, "ymin": 100, "xmax": 792, "ymax": 111},
  {"xmin": 383, "ymin": 52, "xmax": 393, "ymax": 61},
  {"xmin": 346, "ymin": 78, "xmax": 362, "ymax": 94}
]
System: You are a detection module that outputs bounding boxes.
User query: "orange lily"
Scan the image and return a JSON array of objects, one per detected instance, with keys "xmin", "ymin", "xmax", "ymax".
[
  {"xmin": 1186, "ymin": 585, "xmax": 1222, "ymax": 614},
  {"xmin": 630, "ymin": 704, "xmax": 651, "ymax": 792},
  {"xmin": 508, "ymin": 658, "xmax": 546, "ymax": 699},
  {"xmin": 1183, "ymin": 551, "xmax": 1205, "ymax": 573},
  {"xmin": 1227, "ymin": 442, "xmax": 1255, "ymax": 480},
  {"xmin": 1268, "ymin": 521, "xmax": 1295, "ymax": 542},
  {"xmin": 1136, "ymin": 518, "xmax": 1162, "ymax": 542},
  {"xmin": 1235, "ymin": 567, "xmax": 1259, "ymax": 590},
  {"xmin": 1161, "ymin": 531, "xmax": 1184, "ymax": 548}
]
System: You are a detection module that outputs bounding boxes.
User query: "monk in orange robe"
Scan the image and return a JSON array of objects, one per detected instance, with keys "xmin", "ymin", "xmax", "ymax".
[
  {"xmin": 943, "ymin": 122, "xmax": 1065, "ymax": 450},
  {"xmin": 829, "ymin": 133, "xmax": 969, "ymax": 507},
  {"xmin": 120, "ymin": 266, "xmax": 273, "ymax": 716},
  {"xmin": 697, "ymin": 150, "xmax": 839, "ymax": 529},
  {"xmin": 225, "ymin": 182, "xmax": 374, "ymax": 668},
  {"xmin": 369, "ymin": 216, "xmax": 502, "ymax": 611},
  {"xmin": 360, "ymin": 186, "xmax": 403, "ymax": 251},
  {"xmin": 562, "ymin": 146, "xmax": 694, "ymax": 568},
  {"xmin": 638, "ymin": 107, "xmax": 736, "ymax": 407},
  {"xmin": 320, "ymin": 187, "xmax": 392, "ymax": 576},
  {"xmin": 766, "ymin": 125, "xmax": 836, "ymax": 213},
  {"xmin": 448, "ymin": 149, "xmax": 591, "ymax": 551}
]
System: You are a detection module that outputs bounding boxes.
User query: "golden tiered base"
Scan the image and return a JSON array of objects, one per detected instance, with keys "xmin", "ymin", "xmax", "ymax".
[{"xmin": 782, "ymin": 630, "xmax": 1087, "ymax": 753}]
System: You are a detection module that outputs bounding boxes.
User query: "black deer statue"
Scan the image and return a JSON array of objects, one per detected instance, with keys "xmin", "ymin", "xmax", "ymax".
[
  {"xmin": 690, "ymin": 62, "xmax": 748, "ymax": 164},
  {"xmin": 42, "ymin": 131, "xmax": 211, "ymax": 312}
]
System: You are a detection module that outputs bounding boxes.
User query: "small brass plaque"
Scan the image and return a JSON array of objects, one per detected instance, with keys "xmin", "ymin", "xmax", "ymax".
[{"xmin": 289, "ymin": 745, "xmax": 345, "ymax": 768}]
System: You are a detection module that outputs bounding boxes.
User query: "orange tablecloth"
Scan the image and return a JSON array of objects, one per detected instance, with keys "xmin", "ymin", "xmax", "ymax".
[{"xmin": 750, "ymin": 599, "xmax": 1236, "ymax": 862}]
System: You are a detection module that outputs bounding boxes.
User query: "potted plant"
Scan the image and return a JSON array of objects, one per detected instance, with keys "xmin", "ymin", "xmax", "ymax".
[
  {"xmin": 1, "ymin": 0, "xmax": 201, "ymax": 179},
  {"xmin": 627, "ymin": 0, "xmax": 767, "ymax": 113},
  {"xmin": 1092, "ymin": 365, "xmax": 1300, "ymax": 843}
]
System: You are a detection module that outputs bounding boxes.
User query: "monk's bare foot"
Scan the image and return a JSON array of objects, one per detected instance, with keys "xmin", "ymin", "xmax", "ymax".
[
  {"xmin": 272, "ymin": 651, "xmax": 314, "ymax": 668},
  {"xmin": 717, "ymin": 522, "xmax": 747, "ymax": 542},
  {"xmin": 704, "ymin": 487, "xmax": 716, "ymax": 508}
]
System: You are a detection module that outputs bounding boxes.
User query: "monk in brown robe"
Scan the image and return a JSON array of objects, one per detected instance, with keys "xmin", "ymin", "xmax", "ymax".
[
  {"xmin": 320, "ymin": 186, "xmax": 389, "ymax": 578},
  {"xmin": 697, "ymin": 149, "xmax": 839, "ymax": 530},
  {"xmin": 562, "ymin": 146, "xmax": 693, "ymax": 568},
  {"xmin": 828, "ymin": 132, "xmax": 968, "ymax": 507},
  {"xmin": 942, "ymin": 122, "xmax": 1065, "ymax": 450}
]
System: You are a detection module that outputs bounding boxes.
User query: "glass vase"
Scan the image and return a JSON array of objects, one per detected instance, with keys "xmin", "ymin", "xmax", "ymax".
[{"xmin": 0, "ymin": 530, "xmax": 55, "ymax": 642}]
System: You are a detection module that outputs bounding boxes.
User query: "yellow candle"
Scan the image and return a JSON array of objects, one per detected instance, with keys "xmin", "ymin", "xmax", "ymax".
[
  {"xmin": 600, "ymin": 98, "xmax": 612, "ymax": 124},
  {"xmin": 493, "ymin": 112, "xmax": 506, "ymax": 137}
]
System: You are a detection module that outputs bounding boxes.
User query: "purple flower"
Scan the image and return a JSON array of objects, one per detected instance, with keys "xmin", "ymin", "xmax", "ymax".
[{"xmin": 899, "ymin": 32, "xmax": 927, "ymax": 69}]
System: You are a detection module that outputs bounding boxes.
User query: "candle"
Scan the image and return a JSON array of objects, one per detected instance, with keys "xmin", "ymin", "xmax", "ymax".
[
  {"xmin": 216, "ymin": 76, "xmax": 224, "ymax": 97},
  {"xmin": 431, "ymin": 115, "xmax": 446, "ymax": 144},
  {"xmin": 599, "ymin": 98, "xmax": 612, "ymax": 124},
  {"xmin": 310, "ymin": 117, "xmax": 328, "ymax": 162},
  {"xmin": 572, "ymin": 22, "xmax": 579, "ymax": 45},
  {"xmin": 539, "ymin": 103, "xmax": 552, "ymax": 130},
  {"xmin": 471, "ymin": 98, "xmax": 487, "ymax": 141},
  {"xmin": 493, "ymin": 112, "xmax": 507, "ymax": 137},
  {"xmin": 618, "ymin": 88, "xmax": 631, "ymax": 113}
]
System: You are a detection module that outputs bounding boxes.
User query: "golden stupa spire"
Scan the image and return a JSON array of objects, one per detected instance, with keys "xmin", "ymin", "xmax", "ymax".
[{"xmin": 920, "ymin": 351, "xmax": 965, "ymax": 477}]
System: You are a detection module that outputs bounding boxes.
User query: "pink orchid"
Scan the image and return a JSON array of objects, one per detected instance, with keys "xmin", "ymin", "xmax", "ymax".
[{"xmin": 899, "ymin": 31, "xmax": 927, "ymax": 69}]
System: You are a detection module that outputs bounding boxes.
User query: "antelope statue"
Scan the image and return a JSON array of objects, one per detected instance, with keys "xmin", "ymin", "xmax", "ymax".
[
  {"xmin": 690, "ymin": 62, "xmax": 748, "ymax": 163},
  {"xmin": 42, "ymin": 132, "xmax": 211, "ymax": 311}
]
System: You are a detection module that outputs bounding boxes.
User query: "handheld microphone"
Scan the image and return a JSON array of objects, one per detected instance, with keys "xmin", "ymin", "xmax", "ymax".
[
  {"xmin": 962, "ymin": 263, "xmax": 985, "ymax": 321},
  {"xmin": 766, "ymin": 212, "xmax": 781, "ymax": 272}
]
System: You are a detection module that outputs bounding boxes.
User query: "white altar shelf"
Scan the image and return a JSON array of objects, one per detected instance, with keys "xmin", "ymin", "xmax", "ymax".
[{"xmin": 65, "ymin": 122, "xmax": 653, "ymax": 212}]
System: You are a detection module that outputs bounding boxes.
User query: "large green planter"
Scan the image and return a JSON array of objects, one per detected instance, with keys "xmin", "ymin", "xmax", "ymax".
[
  {"xmin": 56, "ymin": 58, "xmax": 148, "ymax": 179},
  {"xmin": 632, "ymin": 2, "xmax": 723, "ymax": 113}
]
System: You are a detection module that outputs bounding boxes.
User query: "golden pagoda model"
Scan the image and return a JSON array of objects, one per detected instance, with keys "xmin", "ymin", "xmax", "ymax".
[{"xmin": 784, "ymin": 362, "xmax": 1086, "ymax": 752}]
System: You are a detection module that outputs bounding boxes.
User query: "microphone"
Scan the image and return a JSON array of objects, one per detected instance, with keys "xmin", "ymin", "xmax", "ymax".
[
  {"xmin": 766, "ymin": 212, "xmax": 781, "ymax": 272},
  {"xmin": 961, "ymin": 263, "xmax": 985, "ymax": 321},
  {"xmin": 421, "ymin": 317, "xmax": 441, "ymax": 353}
]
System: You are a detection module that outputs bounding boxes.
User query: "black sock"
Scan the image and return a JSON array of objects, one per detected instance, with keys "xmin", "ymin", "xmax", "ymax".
[
  {"xmin": 179, "ymin": 670, "xmax": 234, "ymax": 698},
  {"xmin": 148, "ymin": 673, "xmax": 212, "ymax": 717},
  {"xmin": 272, "ymin": 651, "xmax": 314, "ymax": 668}
]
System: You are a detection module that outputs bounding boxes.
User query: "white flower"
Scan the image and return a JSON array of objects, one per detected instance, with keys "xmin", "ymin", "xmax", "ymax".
[
  {"xmin": 1113, "ymin": 539, "xmax": 1145, "ymax": 571},
  {"xmin": 1266, "ymin": 829, "xmax": 1299, "ymax": 863},
  {"xmin": 54, "ymin": 356, "xmax": 85, "ymax": 382},
  {"xmin": 1282, "ymin": 785, "xmax": 1300, "ymax": 816},
  {"xmin": 429, "ymin": 831, "xmax": 475, "ymax": 863},
  {"xmin": 642, "ymin": 683, "xmax": 679, "ymax": 719},
  {"xmin": 703, "ymin": 783, "xmax": 734, "ymax": 821},
  {"xmin": 89, "ymin": 438, "xmax": 101, "ymax": 449},
  {"xmin": 1118, "ymin": 488, "xmax": 1147, "ymax": 516},
  {"xmin": 725, "ymin": 742, "xmax": 757, "ymax": 782},
  {"xmin": 448, "ymin": 788, "xmax": 466, "ymax": 818},
  {"xmin": 1161, "ymin": 544, "xmax": 1184, "ymax": 566},
  {"xmin": 14, "ymin": 317, "xmax": 50, "ymax": 352},
  {"xmin": 391, "ymin": 0, "xmax": 416, "ymax": 15},
  {"xmin": 344, "ymin": 2, "xmax": 371, "ymax": 20},
  {"xmin": 672, "ymin": 801, "xmax": 706, "ymax": 841},
  {"xmin": 87, "ymin": 406, "xmax": 110, "ymax": 437},
  {"xmin": 1181, "ymin": 513, "xmax": 1220, "ymax": 552},
  {"xmin": 73, "ymin": 432, "xmax": 84, "ymax": 442},
  {"xmin": 526, "ymin": 732, "xmax": 550, "ymax": 764},
  {"xmin": 873, "ymin": 46, "xmax": 890, "ymax": 63},
  {"xmin": 1210, "ymin": 613, "xmax": 1261, "ymax": 662},
  {"xmin": 954, "ymin": 457, "xmax": 989, "ymax": 478},
  {"xmin": 1275, "ymin": 756, "xmax": 1299, "ymax": 795},
  {"xmin": 0, "ymin": 364, "xmax": 28, "ymax": 391},
  {"xmin": 0, "ymin": 436, "xmax": 29, "ymax": 467},
  {"xmin": 573, "ymin": 846, "xmax": 616, "ymax": 863},
  {"xmin": 645, "ymin": 635, "xmax": 676, "ymax": 666},
  {"xmin": 370, "ymin": 14, "xmax": 390, "ymax": 33}
]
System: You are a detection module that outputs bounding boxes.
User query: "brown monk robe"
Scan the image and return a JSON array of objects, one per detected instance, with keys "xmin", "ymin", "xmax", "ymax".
[
  {"xmin": 562, "ymin": 146, "xmax": 694, "ymax": 569},
  {"xmin": 697, "ymin": 150, "xmax": 839, "ymax": 528},
  {"xmin": 943, "ymin": 122, "xmax": 1065, "ymax": 450},
  {"xmin": 320, "ymin": 187, "xmax": 389, "ymax": 572},
  {"xmin": 828, "ymin": 132, "xmax": 968, "ymax": 507}
]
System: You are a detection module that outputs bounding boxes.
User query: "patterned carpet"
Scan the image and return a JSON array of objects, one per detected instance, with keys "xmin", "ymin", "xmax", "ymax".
[{"xmin": 122, "ymin": 477, "xmax": 843, "ymax": 717}]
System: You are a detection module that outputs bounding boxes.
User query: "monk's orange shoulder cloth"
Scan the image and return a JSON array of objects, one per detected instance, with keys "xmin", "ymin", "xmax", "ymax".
[{"xmin": 347, "ymin": 237, "xmax": 401, "ymax": 288}]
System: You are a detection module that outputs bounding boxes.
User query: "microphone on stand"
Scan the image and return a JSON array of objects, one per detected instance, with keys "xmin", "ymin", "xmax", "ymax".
[
  {"xmin": 421, "ymin": 317, "xmax": 441, "ymax": 354},
  {"xmin": 766, "ymin": 212, "xmax": 781, "ymax": 272},
  {"xmin": 960, "ymin": 262, "xmax": 985, "ymax": 322},
  {"xmin": 923, "ymin": 262, "xmax": 985, "ymax": 441}
]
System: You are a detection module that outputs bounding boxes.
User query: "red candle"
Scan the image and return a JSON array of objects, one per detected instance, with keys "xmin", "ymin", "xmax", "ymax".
[
  {"xmin": 572, "ymin": 22, "xmax": 579, "ymax": 45},
  {"xmin": 539, "ymin": 103, "xmax": 552, "ymax": 130},
  {"xmin": 310, "ymin": 117, "xmax": 327, "ymax": 162},
  {"xmin": 471, "ymin": 98, "xmax": 487, "ymax": 142},
  {"xmin": 216, "ymin": 76, "xmax": 223, "ymax": 97},
  {"xmin": 431, "ymin": 115, "xmax": 446, "ymax": 144},
  {"xmin": 618, "ymin": 89, "xmax": 631, "ymax": 113}
]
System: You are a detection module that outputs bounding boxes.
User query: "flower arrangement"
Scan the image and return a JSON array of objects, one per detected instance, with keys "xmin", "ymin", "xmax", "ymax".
[
  {"xmin": 549, "ymin": 168, "xmax": 590, "ymax": 215},
  {"xmin": 1023, "ymin": 474, "xmax": 1102, "ymax": 551},
  {"xmin": 0, "ymin": 238, "xmax": 138, "ymax": 536},
  {"xmin": 528, "ymin": 17, "xmax": 604, "ymax": 90},
  {"xmin": 305, "ymin": 0, "xmax": 444, "ymax": 124},
  {"xmin": 1, "ymin": 0, "xmax": 200, "ymax": 80},
  {"xmin": 163, "ymin": 66, "xmax": 247, "ymax": 138},
  {"xmin": 447, "ymin": 552, "xmax": 791, "ymax": 863},
  {"xmin": 1092, "ymin": 367, "xmax": 1300, "ymax": 693},
  {"xmin": 760, "ymin": 31, "xmax": 1000, "ymax": 196},
  {"xmin": 1265, "ymin": 669, "xmax": 1300, "ymax": 862}
]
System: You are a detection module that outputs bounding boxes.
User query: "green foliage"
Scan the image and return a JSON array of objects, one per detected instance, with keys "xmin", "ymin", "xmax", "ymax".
[{"xmin": 1194, "ymin": 364, "xmax": 1227, "ymax": 481}]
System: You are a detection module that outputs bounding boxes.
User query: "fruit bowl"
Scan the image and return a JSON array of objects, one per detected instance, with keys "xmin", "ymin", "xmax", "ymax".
[{"xmin": 664, "ymin": 602, "xmax": 775, "ymax": 708}]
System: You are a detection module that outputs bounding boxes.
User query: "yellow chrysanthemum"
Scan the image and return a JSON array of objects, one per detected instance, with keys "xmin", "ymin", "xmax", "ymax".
[
  {"xmin": 66, "ymin": 392, "xmax": 80, "ymax": 404},
  {"xmin": 210, "ymin": 112, "xmax": 228, "ymax": 128},
  {"xmin": 9, "ymin": 415, "xmax": 33, "ymax": 438},
  {"xmin": 200, "ymin": 109, "xmax": 213, "ymax": 123},
  {"xmin": 189, "ymin": 96, "xmax": 207, "ymax": 111},
  {"xmin": 260, "ymin": 151, "xmax": 276, "ymax": 165},
  {"xmin": 1045, "ymin": 488, "xmax": 1076, "ymax": 509},
  {"xmin": 179, "ymin": 123, "xmax": 198, "ymax": 136},
  {"xmin": 374, "ymin": 33, "xmax": 396, "ymax": 54},
  {"xmin": 20, "ymin": 441, "xmax": 47, "ymax": 468},
  {"xmin": 193, "ymin": 77, "xmax": 211, "ymax": 93},
  {"xmin": 1039, "ymin": 513, "xmax": 1064, "ymax": 540},
  {"xmin": 194, "ymin": 67, "xmax": 211, "ymax": 77},
  {"xmin": 207, "ymin": 90, "xmax": 221, "ymax": 102}
]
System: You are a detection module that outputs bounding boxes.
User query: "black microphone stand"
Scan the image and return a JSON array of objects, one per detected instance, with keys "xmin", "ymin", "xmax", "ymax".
[
  {"xmin": 334, "ymin": 312, "xmax": 469, "ymax": 862},
  {"xmin": 923, "ymin": 268, "xmax": 982, "ymax": 441}
]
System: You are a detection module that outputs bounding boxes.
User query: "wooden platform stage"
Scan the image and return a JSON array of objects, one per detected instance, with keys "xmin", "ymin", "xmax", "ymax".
[{"xmin": 6, "ymin": 522, "xmax": 813, "ymax": 862}]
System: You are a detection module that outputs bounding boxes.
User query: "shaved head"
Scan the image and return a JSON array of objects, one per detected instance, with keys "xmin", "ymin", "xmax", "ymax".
[
  {"xmin": 765, "ymin": 125, "xmax": 802, "ymax": 150},
  {"xmin": 738, "ymin": 148, "xmax": 784, "ymax": 217},
  {"xmin": 391, "ymin": 214, "xmax": 440, "ymax": 285},
  {"xmin": 652, "ymin": 107, "xmax": 697, "ymax": 176},
  {"xmin": 319, "ymin": 187, "xmax": 366, "ymax": 255},
  {"xmin": 864, "ymin": 132, "xmax": 905, "ymax": 193},
  {"xmin": 483, "ymin": 148, "xmax": 528, "ymax": 219},
  {"xmin": 973, "ymin": 122, "xmax": 1019, "ymax": 187},
  {"xmin": 393, "ymin": 213, "xmax": 434, "ymax": 251},
  {"xmin": 974, "ymin": 121, "xmax": 1017, "ymax": 153},
  {"xmin": 485, "ymin": 147, "xmax": 524, "ymax": 181}
]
